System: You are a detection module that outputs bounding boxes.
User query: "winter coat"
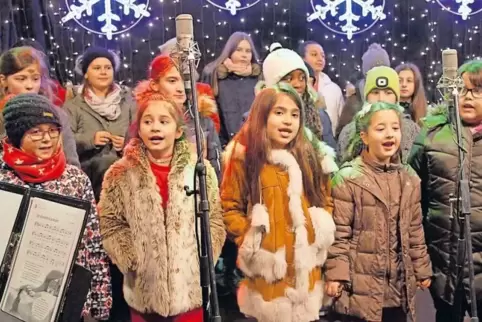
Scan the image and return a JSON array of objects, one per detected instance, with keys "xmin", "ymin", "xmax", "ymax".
[
  {"xmin": 201, "ymin": 64, "xmax": 261, "ymax": 147},
  {"xmin": 337, "ymin": 113, "xmax": 420, "ymax": 163},
  {"xmin": 0, "ymin": 163, "xmax": 112, "ymax": 320},
  {"xmin": 63, "ymin": 86, "xmax": 136, "ymax": 200},
  {"xmin": 409, "ymin": 105, "xmax": 482, "ymax": 306},
  {"xmin": 98, "ymin": 138, "xmax": 226, "ymax": 317},
  {"xmin": 221, "ymin": 141, "xmax": 336, "ymax": 322},
  {"xmin": 0, "ymin": 99, "xmax": 80, "ymax": 167},
  {"xmin": 317, "ymin": 72, "xmax": 345, "ymax": 133},
  {"xmin": 325, "ymin": 155, "xmax": 432, "ymax": 322}
]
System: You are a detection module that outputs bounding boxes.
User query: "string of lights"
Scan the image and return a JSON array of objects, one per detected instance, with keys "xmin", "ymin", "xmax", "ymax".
[{"xmin": 0, "ymin": 0, "xmax": 481, "ymax": 102}]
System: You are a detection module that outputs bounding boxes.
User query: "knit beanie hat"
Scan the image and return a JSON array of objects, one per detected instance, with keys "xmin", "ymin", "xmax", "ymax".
[
  {"xmin": 362, "ymin": 43, "xmax": 390, "ymax": 75},
  {"xmin": 262, "ymin": 43, "xmax": 309, "ymax": 86},
  {"xmin": 3, "ymin": 93, "xmax": 61, "ymax": 148},
  {"xmin": 364, "ymin": 66, "xmax": 400, "ymax": 101},
  {"xmin": 75, "ymin": 46, "xmax": 119, "ymax": 76}
]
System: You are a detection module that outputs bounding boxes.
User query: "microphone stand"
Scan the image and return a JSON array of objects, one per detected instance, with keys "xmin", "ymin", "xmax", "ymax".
[
  {"xmin": 182, "ymin": 50, "xmax": 222, "ymax": 322},
  {"xmin": 450, "ymin": 86, "xmax": 478, "ymax": 322}
]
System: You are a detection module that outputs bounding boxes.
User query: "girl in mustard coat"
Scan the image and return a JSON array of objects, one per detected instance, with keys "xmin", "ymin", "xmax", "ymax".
[{"xmin": 221, "ymin": 83, "xmax": 336, "ymax": 322}]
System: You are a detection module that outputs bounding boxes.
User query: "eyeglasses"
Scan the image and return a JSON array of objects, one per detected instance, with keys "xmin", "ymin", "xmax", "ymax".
[
  {"xmin": 26, "ymin": 127, "xmax": 61, "ymax": 141},
  {"xmin": 460, "ymin": 87, "xmax": 482, "ymax": 99}
]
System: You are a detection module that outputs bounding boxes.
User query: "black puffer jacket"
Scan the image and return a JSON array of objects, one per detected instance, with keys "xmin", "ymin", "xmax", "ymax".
[{"xmin": 409, "ymin": 106, "xmax": 482, "ymax": 306}]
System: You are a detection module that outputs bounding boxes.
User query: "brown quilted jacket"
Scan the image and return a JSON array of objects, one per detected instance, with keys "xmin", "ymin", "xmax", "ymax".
[{"xmin": 324, "ymin": 153, "xmax": 432, "ymax": 322}]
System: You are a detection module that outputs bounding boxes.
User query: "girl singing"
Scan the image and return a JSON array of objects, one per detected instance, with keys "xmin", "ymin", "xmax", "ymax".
[
  {"xmin": 98, "ymin": 91, "xmax": 226, "ymax": 322},
  {"xmin": 221, "ymin": 83, "xmax": 335, "ymax": 322},
  {"xmin": 325, "ymin": 102, "xmax": 432, "ymax": 322}
]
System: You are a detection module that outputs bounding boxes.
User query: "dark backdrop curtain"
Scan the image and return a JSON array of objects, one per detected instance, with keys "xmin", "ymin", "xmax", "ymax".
[{"xmin": 1, "ymin": 0, "xmax": 482, "ymax": 102}]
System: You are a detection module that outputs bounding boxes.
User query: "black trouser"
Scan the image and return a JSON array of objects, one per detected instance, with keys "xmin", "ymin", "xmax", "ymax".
[
  {"xmin": 434, "ymin": 297, "xmax": 480, "ymax": 322},
  {"xmin": 326, "ymin": 307, "xmax": 407, "ymax": 322},
  {"xmin": 107, "ymin": 263, "xmax": 131, "ymax": 322}
]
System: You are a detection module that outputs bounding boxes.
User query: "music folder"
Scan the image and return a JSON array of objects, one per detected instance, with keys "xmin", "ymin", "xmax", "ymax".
[{"xmin": 0, "ymin": 182, "xmax": 91, "ymax": 322}]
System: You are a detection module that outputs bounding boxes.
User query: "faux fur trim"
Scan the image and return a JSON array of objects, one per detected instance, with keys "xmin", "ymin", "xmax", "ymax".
[
  {"xmin": 196, "ymin": 83, "xmax": 221, "ymax": 133},
  {"xmin": 238, "ymin": 244, "xmax": 287, "ymax": 283},
  {"xmin": 308, "ymin": 207, "xmax": 335, "ymax": 266},
  {"xmin": 100, "ymin": 137, "xmax": 225, "ymax": 316},
  {"xmin": 251, "ymin": 203, "xmax": 270, "ymax": 233},
  {"xmin": 303, "ymin": 127, "xmax": 339, "ymax": 174},
  {"xmin": 270, "ymin": 149, "xmax": 311, "ymax": 294},
  {"xmin": 232, "ymin": 148, "xmax": 333, "ymax": 292},
  {"xmin": 238, "ymin": 202, "xmax": 285, "ymax": 282},
  {"xmin": 238, "ymin": 282, "xmax": 324, "ymax": 322}
]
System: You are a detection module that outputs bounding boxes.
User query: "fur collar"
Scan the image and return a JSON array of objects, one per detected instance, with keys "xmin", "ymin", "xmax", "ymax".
[
  {"xmin": 109, "ymin": 138, "xmax": 192, "ymax": 180},
  {"xmin": 223, "ymin": 136, "xmax": 338, "ymax": 174},
  {"xmin": 196, "ymin": 83, "xmax": 221, "ymax": 133},
  {"xmin": 217, "ymin": 63, "xmax": 261, "ymax": 80}
]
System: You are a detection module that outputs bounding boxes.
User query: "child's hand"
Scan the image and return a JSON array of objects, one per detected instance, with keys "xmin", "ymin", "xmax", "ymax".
[
  {"xmin": 326, "ymin": 281, "xmax": 343, "ymax": 297},
  {"xmin": 417, "ymin": 278, "xmax": 431, "ymax": 289}
]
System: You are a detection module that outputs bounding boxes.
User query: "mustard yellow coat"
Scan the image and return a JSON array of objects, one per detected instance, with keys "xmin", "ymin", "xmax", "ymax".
[{"xmin": 221, "ymin": 144, "xmax": 336, "ymax": 322}]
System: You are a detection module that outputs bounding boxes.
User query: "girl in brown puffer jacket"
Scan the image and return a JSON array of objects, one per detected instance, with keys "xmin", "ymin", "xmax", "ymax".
[{"xmin": 324, "ymin": 102, "xmax": 432, "ymax": 322}]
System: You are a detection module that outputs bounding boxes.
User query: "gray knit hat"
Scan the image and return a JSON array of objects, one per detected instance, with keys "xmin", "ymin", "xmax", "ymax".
[
  {"xmin": 3, "ymin": 93, "xmax": 61, "ymax": 148},
  {"xmin": 362, "ymin": 43, "xmax": 390, "ymax": 75}
]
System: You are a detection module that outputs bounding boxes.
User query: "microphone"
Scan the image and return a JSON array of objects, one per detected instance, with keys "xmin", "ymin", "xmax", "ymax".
[
  {"xmin": 437, "ymin": 49, "xmax": 462, "ymax": 100},
  {"xmin": 175, "ymin": 14, "xmax": 201, "ymax": 92},
  {"xmin": 175, "ymin": 14, "xmax": 194, "ymax": 55}
]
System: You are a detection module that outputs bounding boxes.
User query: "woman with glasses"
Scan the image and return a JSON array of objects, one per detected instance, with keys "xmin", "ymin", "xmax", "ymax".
[
  {"xmin": 409, "ymin": 59, "xmax": 482, "ymax": 322},
  {"xmin": 0, "ymin": 93, "xmax": 112, "ymax": 322}
]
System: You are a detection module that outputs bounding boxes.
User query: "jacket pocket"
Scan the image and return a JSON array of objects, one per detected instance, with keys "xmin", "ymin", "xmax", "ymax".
[{"xmin": 237, "ymin": 203, "xmax": 287, "ymax": 283}]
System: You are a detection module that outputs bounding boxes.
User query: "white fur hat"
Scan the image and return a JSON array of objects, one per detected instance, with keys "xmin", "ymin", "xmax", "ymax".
[
  {"xmin": 159, "ymin": 37, "xmax": 177, "ymax": 55},
  {"xmin": 262, "ymin": 43, "xmax": 309, "ymax": 86}
]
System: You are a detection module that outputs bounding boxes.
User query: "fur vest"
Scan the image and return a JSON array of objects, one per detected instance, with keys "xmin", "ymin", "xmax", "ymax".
[
  {"xmin": 221, "ymin": 142, "xmax": 336, "ymax": 322},
  {"xmin": 98, "ymin": 138, "xmax": 226, "ymax": 316}
]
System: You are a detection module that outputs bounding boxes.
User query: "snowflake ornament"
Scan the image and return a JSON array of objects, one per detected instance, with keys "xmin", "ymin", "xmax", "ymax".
[
  {"xmin": 428, "ymin": 0, "xmax": 482, "ymax": 20},
  {"xmin": 206, "ymin": 0, "xmax": 262, "ymax": 16},
  {"xmin": 61, "ymin": 0, "xmax": 150, "ymax": 40},
  {"xmin": 307, "ymin": 0, "xmax": 386, "ymax": 40}
]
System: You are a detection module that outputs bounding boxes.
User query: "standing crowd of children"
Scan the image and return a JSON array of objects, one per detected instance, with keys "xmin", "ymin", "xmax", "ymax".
[{"xmin": 1, "ymin": 32, "xmax": 482, "ymax": 322}]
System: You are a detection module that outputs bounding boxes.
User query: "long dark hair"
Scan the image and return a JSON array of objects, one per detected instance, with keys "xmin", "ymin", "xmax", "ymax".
[
  {"xmin": 395, "ymin": 63, "xmax": 427, "ymax": 123},
  {"xmin": 228, "ymin": 83, "xmax": 326, "ymax": 207},
  {"xmin": 203, "ymin": 32, "xmax": 259, "ymax": 78}
]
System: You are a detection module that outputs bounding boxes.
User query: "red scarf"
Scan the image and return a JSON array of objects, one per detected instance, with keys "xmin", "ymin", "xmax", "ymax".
[{"xmin": 2, "ymin": 139, "xmax": 66, "ymax": 183}]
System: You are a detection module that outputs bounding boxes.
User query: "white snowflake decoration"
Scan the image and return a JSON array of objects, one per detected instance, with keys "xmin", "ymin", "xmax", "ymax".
[
  {"xmin": 307, "ymin": 0, "xmax": 386, "ymax": 40},
  {"xmin": 206, "ymin": 0, "xmax": 262, "ymax": 16},
  {"xmin": 428, "ymin": 0, "xmax": 482, "ymax": 20},
  {"xmin": 61, "ymin": 0, "xmax": 150, "ymax": 40}
]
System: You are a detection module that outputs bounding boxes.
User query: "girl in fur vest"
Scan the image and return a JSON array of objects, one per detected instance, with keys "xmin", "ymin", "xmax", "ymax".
[
  {"xmin": 324, "ymin": 102, "xmax": 432, "ymax": 322},
  {"xmin": 98, "ymin": 91, "xmax": 226, "ymax": 322},
  {"xmin": 221, "ymin": 83, "xmax": 336, "ymax": 322}
]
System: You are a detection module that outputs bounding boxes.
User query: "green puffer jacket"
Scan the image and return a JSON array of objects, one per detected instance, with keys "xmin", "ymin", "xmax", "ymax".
[{"xmin": 409, "ymin": 104, "xmax": 482, "ymax": 306}]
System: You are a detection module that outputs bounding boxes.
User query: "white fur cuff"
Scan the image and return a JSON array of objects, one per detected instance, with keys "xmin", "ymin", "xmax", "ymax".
[
  {"xmin": 251, "ymin": 203, "xmax": 270, "ymax": 233},
  {"xmin": 309, "ymin": 207, "xmax": 336, "ymax": 249}
]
